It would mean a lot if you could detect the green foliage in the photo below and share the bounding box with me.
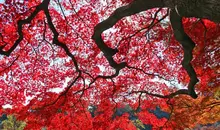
[214,88,220,100]
[132,119,145,129]
[1,115,26,130]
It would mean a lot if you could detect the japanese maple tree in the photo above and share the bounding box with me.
[0,0,219,129]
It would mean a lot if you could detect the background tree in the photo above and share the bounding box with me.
[1,115,26,130]
[0,0,219,129]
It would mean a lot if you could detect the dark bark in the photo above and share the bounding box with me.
[0,0,80,72]
[0,0,219,99]
[92,0,164,70]
[164,0,220,22]
[170,10,199,98]
[93,0,220,98]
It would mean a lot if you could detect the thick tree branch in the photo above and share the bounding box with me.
[43,7,80,71]
[0,0,80,72]
[92,0,164,70]
[170,10,199,98]
[0,0,203,100]
[0,2,45,56]
[93,0,200,99]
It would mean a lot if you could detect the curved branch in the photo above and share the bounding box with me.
[43,7,80,71]
[170,10,199,98]
[92,0,164,70]
[93,0,199,99]
[0,0,50,56]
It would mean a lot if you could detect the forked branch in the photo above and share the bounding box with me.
[92,0,164,70]
[92,0,199,98]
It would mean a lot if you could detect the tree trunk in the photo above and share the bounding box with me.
[164,0,220,22]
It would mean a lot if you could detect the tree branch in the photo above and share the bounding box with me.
[170,10,199,98]
[92,0,164,70]
[0,0,51,56]
[131,89,189,98]
[93,1,199,99]
[43,6,80,72]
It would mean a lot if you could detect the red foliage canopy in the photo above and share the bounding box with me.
[0,0,219,129]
